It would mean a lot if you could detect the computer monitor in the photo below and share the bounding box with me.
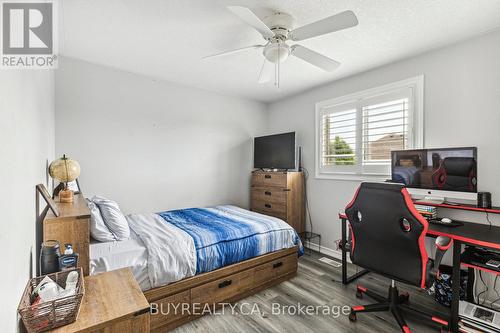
[391,147,477,202]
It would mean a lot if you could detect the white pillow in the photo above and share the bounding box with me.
[87,199,116,242]
[92,196,130,240]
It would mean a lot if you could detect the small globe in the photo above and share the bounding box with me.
[49,156,81,182]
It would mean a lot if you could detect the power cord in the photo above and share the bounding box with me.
[476,270,489,305]
[301,166,314,235]
[490,276,500,309]
[485,209,493,229]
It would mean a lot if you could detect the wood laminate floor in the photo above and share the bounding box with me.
[172,250,449,333]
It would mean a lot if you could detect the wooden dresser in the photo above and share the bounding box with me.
[43,193,90,276]
[250,170,305,233]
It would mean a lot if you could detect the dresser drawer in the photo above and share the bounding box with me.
[191,269,254,305]
[251,199,287,214]
[252,172,287,188]
[251,187,287,204]
[150,290,190,330]
[254,254,298,286]
[251,199,287,216]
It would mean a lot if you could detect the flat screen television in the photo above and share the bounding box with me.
[391,147,477,201]
[254,132,296,170]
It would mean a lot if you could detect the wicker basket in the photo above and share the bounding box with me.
[18,268,85,333]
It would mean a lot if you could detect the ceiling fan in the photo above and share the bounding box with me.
[204,6,358,87]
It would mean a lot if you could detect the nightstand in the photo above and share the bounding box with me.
[50,268,150,332]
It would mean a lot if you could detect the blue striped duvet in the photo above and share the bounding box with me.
[157,205,303,273]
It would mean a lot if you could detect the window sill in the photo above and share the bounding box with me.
[315,172,389,182]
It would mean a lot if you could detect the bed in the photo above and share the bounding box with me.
[90,205,303,332]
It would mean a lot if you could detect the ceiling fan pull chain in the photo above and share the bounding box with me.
[274,48,278,87]
[276,41,280,88]
[277,44,279,88]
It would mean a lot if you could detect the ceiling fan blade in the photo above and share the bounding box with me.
[290,10,358,41]
[203,44,264,59]
[258,60,272,83]
[227,6,274,39]
[291,45,340,71]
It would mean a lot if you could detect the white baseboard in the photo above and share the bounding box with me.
[303,240,352,264]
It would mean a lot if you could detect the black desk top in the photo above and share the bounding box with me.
[414,201,500,215]
[338,212,500,250]
[428,220,500,250]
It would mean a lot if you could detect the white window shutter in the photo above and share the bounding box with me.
[361,98,409,164]
[315,76,423,180]
[321,108,357,167]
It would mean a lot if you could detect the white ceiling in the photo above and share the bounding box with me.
[60,0,500,103]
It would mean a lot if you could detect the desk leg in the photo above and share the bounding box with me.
[340,218,369,285]
[466,267,474,302]
[450,240,461,333]
[341,218,347,284]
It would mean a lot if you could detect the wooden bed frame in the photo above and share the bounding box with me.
[38,193,299,332]
[144,246,299,332]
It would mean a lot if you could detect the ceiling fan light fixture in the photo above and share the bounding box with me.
[263,43,290,63]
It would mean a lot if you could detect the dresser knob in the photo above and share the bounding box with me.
[264,191,272,196]
[265,204,271,208]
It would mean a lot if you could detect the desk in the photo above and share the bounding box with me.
[338,212,500,333]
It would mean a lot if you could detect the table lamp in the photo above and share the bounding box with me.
[48,154,81,203]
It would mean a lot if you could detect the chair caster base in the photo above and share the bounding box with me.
[349,284,448,332]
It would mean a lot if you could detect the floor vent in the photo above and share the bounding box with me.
[318,257,342,268]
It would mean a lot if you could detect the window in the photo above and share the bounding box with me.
[316,76,423,180]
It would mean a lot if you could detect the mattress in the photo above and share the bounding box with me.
[91,206,302,291]
[90,229,151,290]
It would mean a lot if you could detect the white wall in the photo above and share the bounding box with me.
[55,57,268,214]
[267,29,500,253]
[0,71,55,332]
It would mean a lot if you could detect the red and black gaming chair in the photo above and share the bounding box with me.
[345,182,453,333]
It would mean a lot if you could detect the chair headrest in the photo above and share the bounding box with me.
[442,157,475,176]
[359,181,405,193]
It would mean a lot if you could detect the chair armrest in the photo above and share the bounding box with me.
[432,236,453,276]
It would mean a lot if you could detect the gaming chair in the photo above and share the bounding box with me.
[345,182,452,333]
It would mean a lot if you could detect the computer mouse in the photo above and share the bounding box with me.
[441,217,452,224]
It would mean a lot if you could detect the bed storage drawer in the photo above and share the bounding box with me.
[251,172,287,188]
[150,290,190,330]
[253,254,298,286]
[251,187,287,204]
[146,247,299,332]
[191,269,254,305]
